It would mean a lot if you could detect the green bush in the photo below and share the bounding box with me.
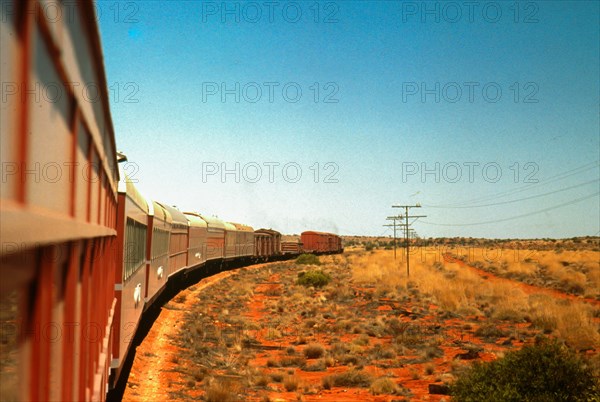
[297,270,331,288]
[452,341,598,401]
[296,253,321,265]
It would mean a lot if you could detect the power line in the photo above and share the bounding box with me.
[424,179,599,209]
[420,192,599,227]
[426,161,599,208]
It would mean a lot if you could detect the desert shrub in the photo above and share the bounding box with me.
[369,344,396,360]
[559,278,584,295]
[321,356,335,367]
[322,376,333,390]
[304,360,327,372]
[204,380,239,402]
[303,343,326,359]
[192,368,206,382]
[270,372,284,383]
[339,354,363,366]
[283,375,300,391]
[352,334,370,346]
[385,318,409,336]
[474,324,508,339]
[279,355,306,368]
[296,254,321,265]
[530,313,557,333]
[303,318,320,329]
[254,375,269,387]
[297,270,331,288]
[328,285,354,303]
[266,358,279,367]
[370,377,400,395]
[324,370,373,387]
[451,341,598,401]
[492,308,525,322]
[424,346,444,359]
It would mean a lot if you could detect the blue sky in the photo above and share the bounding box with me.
[98,1,599,238]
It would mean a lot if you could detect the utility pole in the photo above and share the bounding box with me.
[385,215,403,259]
[392,204,426,277]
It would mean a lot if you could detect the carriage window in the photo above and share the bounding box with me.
[152,228,170,260]
[124,218,147,280]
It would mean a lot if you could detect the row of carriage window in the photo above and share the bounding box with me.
[123,221,259,281]
[124,220,171,280]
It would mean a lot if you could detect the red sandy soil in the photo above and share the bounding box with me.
[123,270,244,401]
[123,256,598,402]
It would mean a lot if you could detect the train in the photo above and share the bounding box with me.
[0,1,342,401]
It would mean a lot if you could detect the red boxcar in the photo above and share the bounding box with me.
[301,231,342,253]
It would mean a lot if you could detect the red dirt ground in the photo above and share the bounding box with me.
[123,256,598,401]
[123,270,241,401]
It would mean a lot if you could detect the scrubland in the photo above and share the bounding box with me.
[124,246,599,401]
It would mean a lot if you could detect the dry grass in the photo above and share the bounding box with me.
[352,250,531,318]
[528,294,599,350]
[283,374,300,391]
[369,377,401,395]
[204,379,239,402]
[303,343,325,359]
[463,248,600,298]
[351,249,599,351]
[323,369,373,388]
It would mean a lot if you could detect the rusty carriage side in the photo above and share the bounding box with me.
[0,1,120,400]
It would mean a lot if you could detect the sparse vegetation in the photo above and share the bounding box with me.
[126,247,599,401]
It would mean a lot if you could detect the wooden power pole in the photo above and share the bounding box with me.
[392,204,426,277]
[384,215,403,259]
